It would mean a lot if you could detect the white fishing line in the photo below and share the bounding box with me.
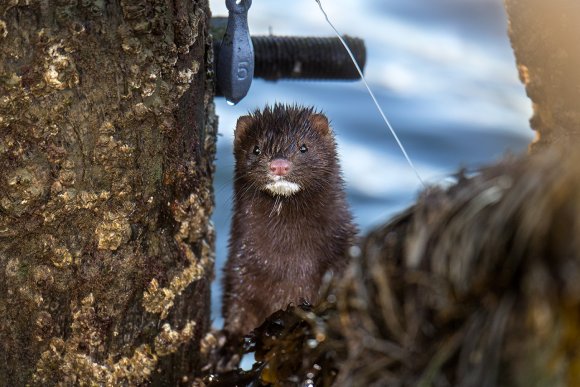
[314,0,426,188]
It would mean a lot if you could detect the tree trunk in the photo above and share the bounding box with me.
[0,1,216,385]
[505,0,580,150]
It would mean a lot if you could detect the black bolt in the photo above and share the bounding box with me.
[251,35,365,81]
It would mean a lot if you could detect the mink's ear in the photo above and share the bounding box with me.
[309,113,331,136]
[234,115,254,143]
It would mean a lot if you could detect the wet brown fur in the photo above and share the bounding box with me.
[222,104,357,337]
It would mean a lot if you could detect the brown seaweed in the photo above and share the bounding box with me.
[206,149,580,386]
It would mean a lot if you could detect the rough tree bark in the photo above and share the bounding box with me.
[505,0,580,150]
[0,1,216,385]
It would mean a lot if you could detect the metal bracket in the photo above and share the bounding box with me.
[216,0,254,105]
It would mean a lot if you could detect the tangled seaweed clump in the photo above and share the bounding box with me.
[205,149,580,386]
[203,299,343,387]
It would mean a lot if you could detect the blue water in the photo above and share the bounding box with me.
[209,0,533,325]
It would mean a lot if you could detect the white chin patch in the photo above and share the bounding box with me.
[264,180,301,197]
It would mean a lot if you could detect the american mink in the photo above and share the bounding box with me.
[222,104,357,337]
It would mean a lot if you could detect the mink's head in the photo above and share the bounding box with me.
[233,104,340,198]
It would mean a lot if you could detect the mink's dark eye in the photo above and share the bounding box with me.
[253,145,261,155]
[299,144,308,153]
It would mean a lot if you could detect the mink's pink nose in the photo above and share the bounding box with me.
[269,159,291,176]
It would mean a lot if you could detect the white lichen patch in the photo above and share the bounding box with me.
[99,120,115,135]
[121,36,142,55]
[34,311,54,342]
[58,159,76,187]
[3,167,47,215]
[170,243,207,294]
[5,257,20,278]
[109,344,158,384]
[51,246,73,268]
[95,211,131,251]
[0,19,7,39]
[77,191,102,209]
[7,168,43,198]
[142,241,211,319]
[191,60,200,75]
[43,188,111,226]
[41,235,75,268]
[32,293,160,385]
[199,330,221,356]
[172,193,208,243]
[32,289,200,385]
[177,8,203,54]
[43,41,79,90]
[142,279,174,318]
[44,66,61,88]
[16,284,44,307]
[154,321,196,356]
[33,320,195,384]
[136,72,160,98]
[5,72,21,87]
[94,121,135,176]
[177,68,194,84]
[175,61,200,98]
[142,187,214,317]
[141,82,156,97]
[132,102,149,119]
